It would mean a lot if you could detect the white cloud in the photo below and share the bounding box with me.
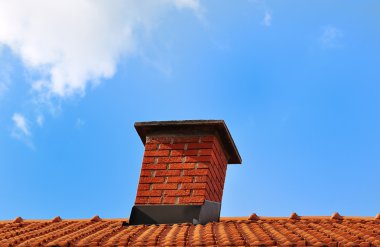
[262,11,272,27]
[319,26,343,49]
[0,57,11,97]
[0,0,201,99]
[36,115,44,127]
[0,81,7,96]
[12,113,30,136]
[75,118,85,129]
[173,0,201,10]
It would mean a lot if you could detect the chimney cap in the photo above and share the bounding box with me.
[135,120,242,164]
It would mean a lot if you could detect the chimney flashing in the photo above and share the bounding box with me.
[134,120,242,164]
[129,200,221,225]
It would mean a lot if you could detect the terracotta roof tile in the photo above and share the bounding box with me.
[13,216,23,223]
[0,216,379,246]
[289,212,300,220]
[52,216,62,223]
[248,213,259,221]
[90,215,102,222]
[331,212,344,220]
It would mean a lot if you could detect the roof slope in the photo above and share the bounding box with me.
[0,216,379,246]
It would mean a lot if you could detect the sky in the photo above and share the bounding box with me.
[0,0,379,220]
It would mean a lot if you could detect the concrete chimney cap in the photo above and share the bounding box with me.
[134,120,242,164]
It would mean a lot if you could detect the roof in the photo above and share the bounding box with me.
[134,120,242,164]
[1,214,379,246]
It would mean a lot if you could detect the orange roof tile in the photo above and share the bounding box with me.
[0,214,379,246]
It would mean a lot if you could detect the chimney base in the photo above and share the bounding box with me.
[129,200,221,225]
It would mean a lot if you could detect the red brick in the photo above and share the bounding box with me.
[162,197,177,204]
[185,156,211,163]
[197,163,209,169]
[163,190,191,196]
[137,190,162,197]
[140,170,152,177]
[169,163,196,170]
[200,136,215,142]
[179,196,205,204]
[182,183,206,189]
[192,189,206,196]
[148,197,162,204]
[142,157,155,164]
[152,183,178,190]
[194,176,208,183]
[155,170,181,177]
[170,150,198,156]
[198,149,213,156]
[139,177,165,184]
[157,157,183,163]
[159,143,185,150]
[208,187,217,202]
[172,137,200,143]
[206,179,214,192]
[205,190,212,201]
[147,136,172,144]
[184,169,208,176]
[209,165,218,180]
[170,150,185,156]
[135,197,149,204]
[145,143,158,151]
[137,184,151,191]
[184,150,200,156]
[144,150,170,157]
[187,143,213,149]
[167,176,193,183]
[142,164,167,170]
[212,152,227,168]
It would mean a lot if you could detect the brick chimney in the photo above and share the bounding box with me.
[129,120,241,225]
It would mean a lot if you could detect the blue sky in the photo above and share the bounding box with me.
[0,1,379,219]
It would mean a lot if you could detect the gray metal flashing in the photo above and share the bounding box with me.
[129,201,221,225]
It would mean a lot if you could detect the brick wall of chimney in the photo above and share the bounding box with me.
[135,135,228,205]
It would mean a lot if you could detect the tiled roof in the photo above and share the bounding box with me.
[1,214,379,246]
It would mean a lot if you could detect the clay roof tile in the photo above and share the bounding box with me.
[0,216,378,246]
[289,212,300,220]
[331,212,343,220]
[13,216,23,223]
[52,216,62,222]
[248,213,260,221]
[91,215,102,222]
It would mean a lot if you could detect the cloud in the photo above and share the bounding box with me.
[36,115,44,127]
[0,57,11,97]
[0,81,7,96]
[262,11,272,27]
[319,26,343,49]
[75,118,85,129]
[12,113,30,137]
[0,0,201,99]
[173,0,201,10]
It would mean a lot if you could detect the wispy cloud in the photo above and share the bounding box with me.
[174,0,201,10]
[0,81,7,96]
[319,25,343,49]
[262,11,272,27]
[75,118,85,129]
[0,58,11,97]
[36,115,44,127]
[11,113,35,149]
[0,0,201,100]
[11,113,31,138]
[0,0,201,140]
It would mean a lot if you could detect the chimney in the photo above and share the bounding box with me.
[129,120,241,225]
